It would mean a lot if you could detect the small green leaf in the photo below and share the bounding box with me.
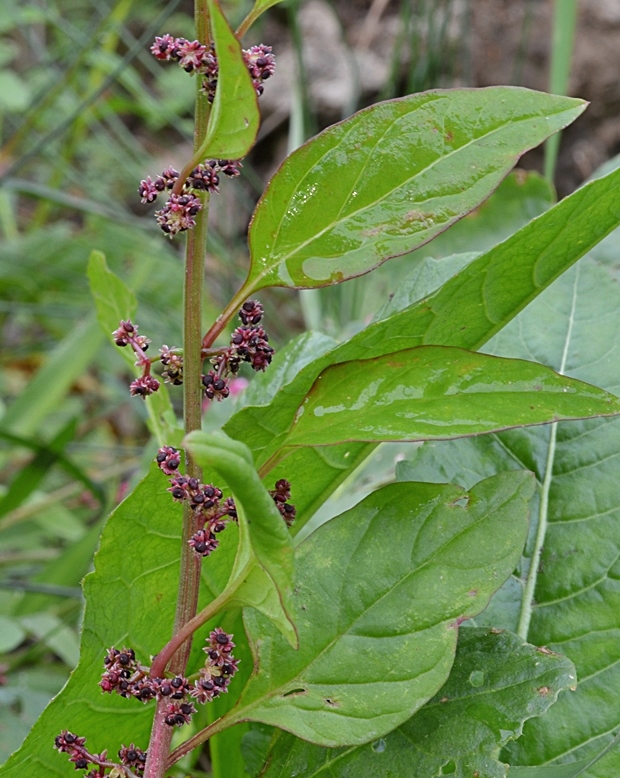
[220,473,534,746]
[259,629,576,778]
[87,250,179,447]
[199,0,260,159]
[87,250,137,348]
[244,88,584,292]
[185,430,297,647]
[281,346,620,450]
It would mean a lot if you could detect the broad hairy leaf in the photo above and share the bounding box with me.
[185,430,297,647]
[259,628,576,778]
[400,256,620,775]
[224,164,620,531]
[243,88,584,293]
[278,346,620,450]
[0,466,223,777]
[216,473,534,746]
[199,0,260,160]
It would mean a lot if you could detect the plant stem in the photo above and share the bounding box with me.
[149,559,251,679]
[166,712,237,768]
[143,2,212,776]
[201,282,255,349]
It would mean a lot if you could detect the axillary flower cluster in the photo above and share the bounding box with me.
[111,299,274,400]
[139,36,274,237]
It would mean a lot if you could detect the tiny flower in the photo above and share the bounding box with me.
[119,744,147,773]
[164,701,196,727]
[187,163,220,193]
[176,38,208,72]
[168,475,190,502]
[189,528,219,557]
[202,371,230,401]
[243,44,276,95]
[129,374,160,397]
[155,445,181,475]
[55,731,87,753]
[158,166,179,189]
[238,299,264,326]
[159,345,183,385]
[205,628,235,665]
[150,33,179,61]
[132,678,158,703]
[230,325,274,371]
[221,496,237,521]
[112,320,135,347]
[216,159,242,178]
[155,192,202,236]
[168,675,191,699]
[138,176,159,204]
[190,669,220,703]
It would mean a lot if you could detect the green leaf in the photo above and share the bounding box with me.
[243,88,584,293]
[185,430,297,647]
[87,249,137,346]
[401,256,620,775]
[87,250,179,447]
[259,628,576,778]
[237,0,287,36]
[218,473,534,746]
[199,0,260,160]
[0,466,218,777]
[224,164,620,531]
[278,346,620,450]
[508,730,620,777]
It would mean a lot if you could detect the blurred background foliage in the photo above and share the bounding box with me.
[1,0,619,767]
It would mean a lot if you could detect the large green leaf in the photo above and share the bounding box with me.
[213,473,533,747]
[243,88,584,292]
[198,0,260,159]
[185,430,297,647]
[278,346,620,450]
[224,165,620,532]
[259,628,576,778]
[0,466,223,777]
[400,256,620,775]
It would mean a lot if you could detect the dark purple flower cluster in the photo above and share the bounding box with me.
[155,447,237,558]
[243,44,276,96]
[202,300,274,402]
[159,345,183,385]
[150,35,275,101]
[192,629,240,703]
[138,160,242,237]
[270,478,297,527]
[96,631,238,731]
[54,731,145,777]
[112,320,160,399]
